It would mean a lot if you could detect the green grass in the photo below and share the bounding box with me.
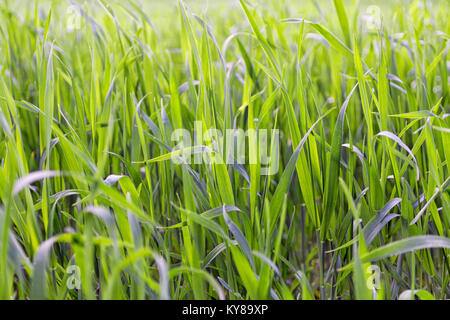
[0,0,449,300]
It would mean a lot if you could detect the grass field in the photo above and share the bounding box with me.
[0,0,449,300]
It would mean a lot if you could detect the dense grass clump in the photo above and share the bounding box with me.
[0,0,449,300]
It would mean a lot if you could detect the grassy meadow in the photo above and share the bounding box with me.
[0,0,449,300]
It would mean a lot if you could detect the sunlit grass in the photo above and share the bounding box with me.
[0,0,449,300]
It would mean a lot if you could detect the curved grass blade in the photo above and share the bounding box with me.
[269,107,336,229]
[321,83,359,240]
[341,236,450,271]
